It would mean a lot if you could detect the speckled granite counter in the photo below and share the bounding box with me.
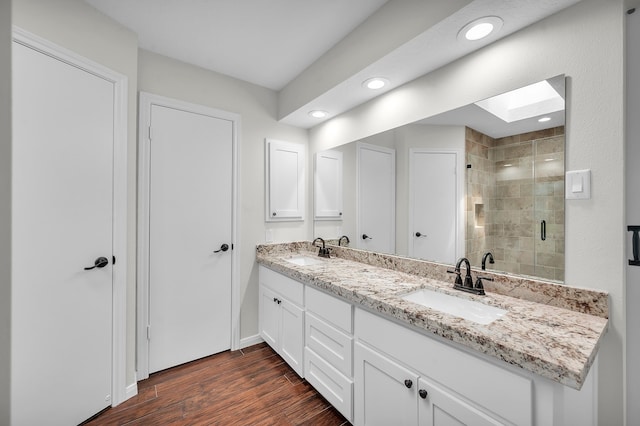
[256,242,609,390]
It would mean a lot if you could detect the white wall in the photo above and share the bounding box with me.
[310,0,625,423]
[0,0,11,423]
[136,50,309,341]
[12,0,139,385]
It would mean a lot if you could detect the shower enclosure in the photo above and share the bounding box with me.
[466,127,565,282]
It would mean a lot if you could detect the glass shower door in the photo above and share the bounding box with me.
[533,132,565,281]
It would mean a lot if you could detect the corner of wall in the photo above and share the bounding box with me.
[0,0,11,423]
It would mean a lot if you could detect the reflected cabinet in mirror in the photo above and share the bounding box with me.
[313,75,565,283]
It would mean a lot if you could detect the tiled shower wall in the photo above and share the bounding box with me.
[465,128,495,268]
[465,127,565,281]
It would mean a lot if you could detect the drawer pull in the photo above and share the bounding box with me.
[404,379,413,389]
[419,389,428,399]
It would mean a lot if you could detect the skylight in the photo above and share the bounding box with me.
[474,80,564,123]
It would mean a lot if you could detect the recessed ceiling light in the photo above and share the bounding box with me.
[362,77,389,90]
[309,110,328,119]
[458,16,503,42]
[538,117,551,123]
[503,164,513,167]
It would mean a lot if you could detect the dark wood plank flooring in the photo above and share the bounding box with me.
[85,343,350,425]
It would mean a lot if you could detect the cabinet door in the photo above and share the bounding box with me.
[354,342,419,426]
[259,285,279,349]
[266,139,305,221]
[280,298,305,377]
[418,378,503,426]
[315,149,343,219]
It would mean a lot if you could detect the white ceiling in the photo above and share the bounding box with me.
[84,0,388,90]
[85,0,582,129]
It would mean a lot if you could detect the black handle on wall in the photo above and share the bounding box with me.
[541,220,546,241]
[628,226,640,266]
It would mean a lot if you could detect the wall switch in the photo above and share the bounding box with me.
[566,169,591,199]
[265,229,273,243]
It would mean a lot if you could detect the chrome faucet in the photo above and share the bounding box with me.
[312,237,331,258]
[481,252,495,270]
[338,235,350,246]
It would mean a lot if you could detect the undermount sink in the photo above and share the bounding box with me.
[285,256,325,266]
[401,288,507,325]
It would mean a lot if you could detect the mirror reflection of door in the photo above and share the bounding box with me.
[357,143,396,254]
[409,150,458,264]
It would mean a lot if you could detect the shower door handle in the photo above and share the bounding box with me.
[541,220,546,241]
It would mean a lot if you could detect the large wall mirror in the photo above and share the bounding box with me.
[314,74,566,283]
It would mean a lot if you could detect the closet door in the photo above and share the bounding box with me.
[357,143,396,254]
[146,102,233,374]
[409,150,458,264]
[12,39,116,425]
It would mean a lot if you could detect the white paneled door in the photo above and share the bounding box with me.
[12,38,121,425]
[627,7,640,426]
[410,150,458,264]
[357,143,396,254]
[147,102,233,374]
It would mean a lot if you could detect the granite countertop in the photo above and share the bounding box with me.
[256,242,609,390]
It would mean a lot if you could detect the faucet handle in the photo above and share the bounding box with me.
[475,276,494,291]
[446,269,463,285]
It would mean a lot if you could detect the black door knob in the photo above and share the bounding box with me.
[214,243,229,253]
[415,232,426,238]
[362,234,372,240]
[419,389,428,399]
[404,379,413,389]
[84,257,109,270]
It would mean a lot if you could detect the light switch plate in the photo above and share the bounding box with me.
[566,169,591,199]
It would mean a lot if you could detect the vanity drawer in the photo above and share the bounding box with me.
[259,265,304,306]
[306,285,352,333]
[305,311,353,376]
[305,346,353,422]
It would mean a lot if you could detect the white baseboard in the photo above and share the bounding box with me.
[240,334,264,349]
[124,378,138,402]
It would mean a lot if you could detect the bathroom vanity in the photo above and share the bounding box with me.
[256,242,608,426]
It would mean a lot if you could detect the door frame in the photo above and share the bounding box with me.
[407,148,465,261]
[12,27,129,406]
[137,92,240,380]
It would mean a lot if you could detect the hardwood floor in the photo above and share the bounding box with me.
[85,343,350,425]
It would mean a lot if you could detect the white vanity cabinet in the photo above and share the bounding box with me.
[354,308,532,426]
[355,341,502,426]
[265,139,305,221]
[258,266,304,376]
[256,263,598,426]
[304,286,354,421]
[314,149,343,220]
